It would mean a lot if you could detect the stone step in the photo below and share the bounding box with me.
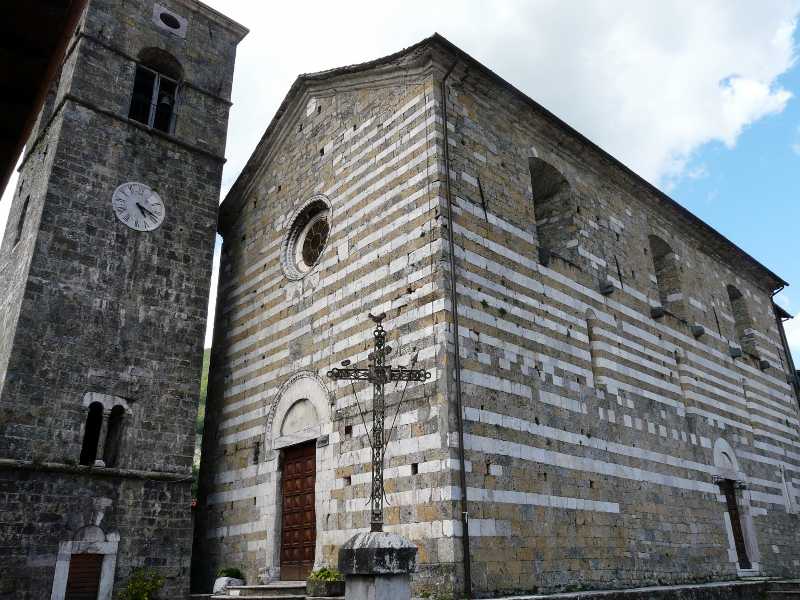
[212,596,306,600]
[225,582,307,597]
[769,581,800,592]
[766,593,800,600]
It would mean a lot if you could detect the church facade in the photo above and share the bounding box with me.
[196,36,800,597]
[0,1,245,598]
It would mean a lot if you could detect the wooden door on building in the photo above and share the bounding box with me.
[280,441,316,581]
[65,553,103,600]
[719,479,751,569]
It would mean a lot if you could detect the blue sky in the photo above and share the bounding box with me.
[667,28,800,361]
[0,1,798,363]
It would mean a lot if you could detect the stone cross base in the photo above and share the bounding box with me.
[338,531,417,600]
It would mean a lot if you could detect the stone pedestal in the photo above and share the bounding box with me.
[338,531,417,600]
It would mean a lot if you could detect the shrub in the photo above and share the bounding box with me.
[307,567,344,582]
[216,567,244,580]
[117,569,165,600]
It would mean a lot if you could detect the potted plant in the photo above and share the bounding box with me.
[117,569,165,600]
[306,567,345,597]
[213,567,245,594]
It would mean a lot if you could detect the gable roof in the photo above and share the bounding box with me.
[221,33,788,291]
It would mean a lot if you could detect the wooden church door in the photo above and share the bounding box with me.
[719,479,751,569]
[65,553,103,600]
[280,441,316,580]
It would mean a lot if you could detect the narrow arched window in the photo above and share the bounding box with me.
[727,284,756,355]
[79,402,103,466]
[528,157,573,265]
[128,48,182,133]
[648,235,686,320]
[13,196,30,247]
[102,405,126,468]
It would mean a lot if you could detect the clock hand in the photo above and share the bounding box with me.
[136,202,156,219]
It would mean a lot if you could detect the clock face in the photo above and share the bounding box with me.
[112,182,166,232]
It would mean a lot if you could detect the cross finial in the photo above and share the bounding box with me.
[368,312,386,325]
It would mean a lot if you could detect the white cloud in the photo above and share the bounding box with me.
[776,293,800,364]
[1,1,798,347]
[776,292,792,310]
[0,165,19,247]
[207,0,799,194]
[205,237,222,346]
[785,316,800,366]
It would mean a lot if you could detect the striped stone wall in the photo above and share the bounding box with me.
[439,57,800,595]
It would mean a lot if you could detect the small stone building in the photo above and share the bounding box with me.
[0,1,245,598]
[194,35,800,597]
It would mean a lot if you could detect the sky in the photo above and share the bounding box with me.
[1,0,799,362]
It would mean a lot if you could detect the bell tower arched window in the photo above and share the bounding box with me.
[102,405,126,468]
[13,196,30,247]
[128,48,182,134]
[79,402,103,466]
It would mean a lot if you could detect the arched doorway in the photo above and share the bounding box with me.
[262,373,331,582]
[713,439,760,573]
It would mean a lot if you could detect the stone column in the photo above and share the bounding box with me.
[338,532,417,600]
[94,410,111,467]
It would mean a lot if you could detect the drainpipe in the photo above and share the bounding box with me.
[440,61,472,600]
[772,286,799,407]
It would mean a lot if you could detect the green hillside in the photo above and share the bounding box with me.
[193,348,211,497]
[197,347,210,435]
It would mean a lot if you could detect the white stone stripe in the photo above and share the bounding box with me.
[461,433,719,495]
[465,487,619,514]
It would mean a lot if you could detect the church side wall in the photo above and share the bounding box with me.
[438,64,800,596]
[195,73,459,591]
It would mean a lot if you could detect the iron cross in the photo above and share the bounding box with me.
[326,312,431,532]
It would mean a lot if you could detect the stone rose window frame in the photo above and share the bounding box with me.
[281,195,331,280]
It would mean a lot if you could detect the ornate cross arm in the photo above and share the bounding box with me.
[388,367,431,382]
[327,367,371,381]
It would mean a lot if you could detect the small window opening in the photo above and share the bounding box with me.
[649,235,686,319]
[316,105,321,114]
[343,475,351,486]
[411,463,418,475]
[727,284,756,355]
[102,405,125,468]
[253,440,261,464]
[79,402,103,466]
[319,147,325,156]
[128,62,179,133]
[344,424,352,437]
[13,196,30,246]
[159,12,180,29]
[528,157,574,264]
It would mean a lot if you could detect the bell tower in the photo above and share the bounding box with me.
[0,1,246,598]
